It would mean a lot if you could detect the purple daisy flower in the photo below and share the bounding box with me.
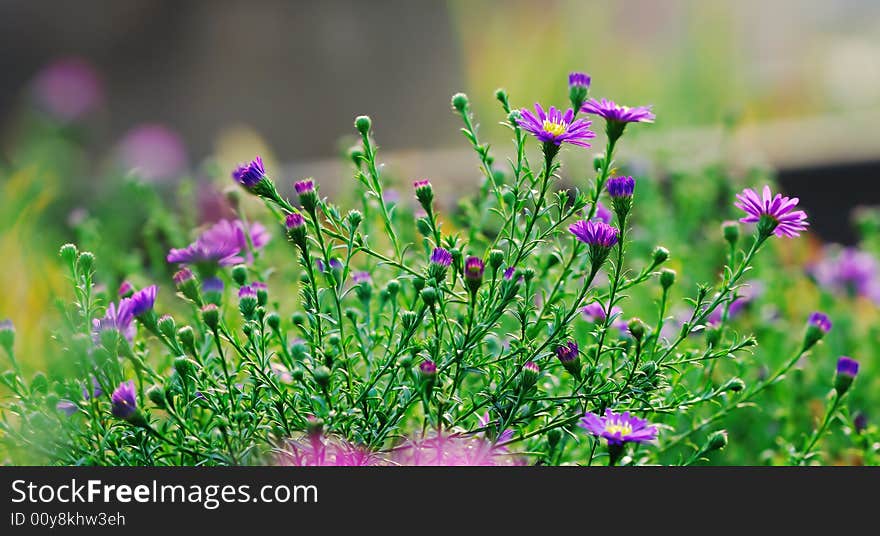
[92,299,136,343]
[232,156,267,189]
[734,185,809,238]
[238,285,257,299]
[353,272,372,285]
[579,409,658,446]
[128,285,157,317]
[580,98,655,124]
[581,302,628,333]
[110,380,138,420]
[516,103,595,148]
[569,220,619,249]
[167,219,269,267]
[592,201,613,224]
[294,179,314,195]
[285,212,306,229]
[809,247,880,302]
[31,57,103,122]
[430,247,452,267]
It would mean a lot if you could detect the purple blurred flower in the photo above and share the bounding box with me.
[478,412,514,445]
[118,281,134,298]
[128,285,157,317]
[593,201,612,224]
[353,272,371,285]
[419,359,437,378]
[294,179,314,195]
[92,299,136,343]
[202,277,224,294]
[392,432,523,466]
[56,400,78,416]
[555,341,579,364]
[516,103,595,148]
[837,356,859,378]
[232,156,267,189]
[580,98,655,124]
[568,72,591,91]
[31,57,103,121]
[118,124,187,181]
[276,435,379,466]
[167,219,268,267]
[808,312,832,334]
[735,185,809,238]
[579,409,658,445]
[706,281,764,326]
[110,380,138,420]
[173,268,195,286]
[809,247,880,303]
[83,376,103,400]
[503,266,516,280]
[581,301,627,333]
[238,285,257,299]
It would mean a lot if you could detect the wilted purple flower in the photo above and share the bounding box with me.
[92,299,136,343]
[353,272,371,285]
[808,312,832,334]
[232,156,267,189]
[31,57,103,121]
[117,124,187,181]
[430,247,452,267]
[734,185,809,238]
[580,98,655,125]
[579,409,658,445]
[516,103,595,148]
[128,285,157,317]
[110,380,138,420]
[607,176,635,198]
[56,400,78,416]
[809,247,880,302]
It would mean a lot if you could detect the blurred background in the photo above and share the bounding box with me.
[1,0,880,362]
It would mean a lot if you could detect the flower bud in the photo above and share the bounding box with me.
[722,220,740,246]
[627,318,647,342]
[76,251,95,274]
[173,356,196,378]
[464,256,485,296]
[555,341,581,380]
[291,312,306,326]
[704,430,728,452]
[313,365,331,387]
[157,314,176,340]
[420,286,438,307]
[592,153,605,172]
[177,325,196,356]
[231,264,248,286]
[451,92,469,112]
[834,356,859,395]
[147,385,166,408]
[59,243,78,266]
[201,304,220,330]
[660,268,676,290]
[266,312,281,331]
[0,319,14,354]
[488,249,504,272]
[547,428,562,448]
[520,361,540,392]
[723,377,746,392]
[651,246,669,266]
[803,312,832,351]
[355,115,372,135]
[386,279,400,296]
[413,179,434,211]
[347,209,363,230]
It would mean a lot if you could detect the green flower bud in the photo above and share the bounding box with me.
[660,268,676,290]
[147,385,166,408]
[291,312,306,326]
[157,315,176,340]
[59,243,78,266]
[347,209,363,230]
[231,264,248,286]
[722,221,740,246]
[723,377,746,392]
[177,325,195,355]
[652,246,669,266]
[76,251,95,274]
[173,356,196,378]
[354,115,372,135]
[420,286,438,307]
[627,318,647,342]
[547,428,562,448]
[313,365,331,387]
[201,304,220,330]
[451,92,469,112]
[266,312,281,330]
[705,430,728,452]
[488,249,504,271]
[386,279,400,296]
[593,153,605,172]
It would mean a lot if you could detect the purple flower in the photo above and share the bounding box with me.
[173,268,195,286]
[316,258,343,273]
[252,281,268,292]
[836,356,859,378]
[808,312,832,334]
[568,72,591,91]
[232,156,267,188]
[593,201,612,224]
[503,266,516,280]
[294,179,314,195]
[555,341,579,364]
[734,185,809,238]
[238,285,257,299]
[419,359,437,378]
[464,256,486,295]
[579,409,658,446]
[202,277,224,294]
[413,179,431,189]
[110,380,138,420]
[56,400,78,416]
[128,285,157,317]
[118,124,187,181]
[430,247,452,267]
[167,219,268,267]
[92,299,136,343]
[353,272,372,285]
[285,212,306,229]
[607,176,635,198]
[569,220,619,248]
[31,57,103,121]
[83,376,103,400]
[809,247,880,302]
[706,281,764,326]
[478,412,514,445]
[580,98,655,125]
[516,103,595,148]
[581,302,627,332]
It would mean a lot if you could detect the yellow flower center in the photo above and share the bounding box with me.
[605,422,633,436]
[542,120,567,137]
